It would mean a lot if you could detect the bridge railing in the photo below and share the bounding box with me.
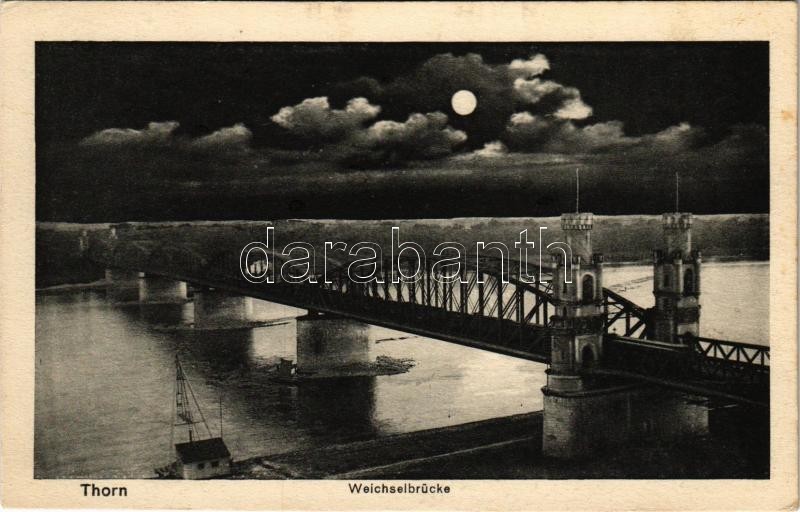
[690,336,770,367]
[602,335,769,404]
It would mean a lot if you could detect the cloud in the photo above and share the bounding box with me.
[637,122,701,153]
[191,123,252,152]
[335,52,597,147]
[555,98,593,120]
[361,112,467,159]
[471,141,509,158]
[77,121,257,176]
[80,121,255,154]
[512,78,562,104]
[692,123,767,168]
[268,92,467,165]
[80,121,180,147]
[504,113,555,149]
[508,54,550,78]
[503,111,704,156]
[512,78,593,120]
[271,96,381,142]
[75,52,766,178]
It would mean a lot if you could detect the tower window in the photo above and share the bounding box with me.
[582,274,595,302]
[581,345,596,368]
[663,271,671,288]
[683,268,694,295]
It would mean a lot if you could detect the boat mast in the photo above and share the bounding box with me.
[174,355,213,443]
[170,359,177,457]
[175,355,196,442]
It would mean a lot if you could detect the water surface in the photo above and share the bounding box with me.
[34,261,768,478]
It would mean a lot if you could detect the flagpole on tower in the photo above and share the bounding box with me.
[575,167,580,214]
[675,171,680,213]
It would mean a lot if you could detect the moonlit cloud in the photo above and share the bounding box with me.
[267,91,467,164]
[335,52,595,148]
[512,78,562,104]
[191,123,252,151]
[271,96,381,141]
[508,54,550,77]
[75,52,766,178]
[80,121,180,146]
[364,112,467,154]
[503,111,704,156]
[471,141,509,158]
[554,98,593,120]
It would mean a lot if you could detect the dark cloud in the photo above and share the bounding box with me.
[694,124,768,167]
[331,50,766,178]
[335,52,595,147]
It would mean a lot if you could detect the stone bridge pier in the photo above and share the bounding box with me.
[193,287,254,329]
[138,274,187,304]
[105,269,141,302]
[542,352,709,459]
[295,312,370,373]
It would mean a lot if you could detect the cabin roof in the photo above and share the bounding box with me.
[175,437,230,464]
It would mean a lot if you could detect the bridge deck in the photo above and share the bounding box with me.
[89,239,769,405]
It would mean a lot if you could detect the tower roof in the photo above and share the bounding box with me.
[662,212,693,229]
[561,212,593,230]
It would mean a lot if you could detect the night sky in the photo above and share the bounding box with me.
[36,42,769,221]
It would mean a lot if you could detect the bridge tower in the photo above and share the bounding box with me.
[542,211,611,459]
[542,211,708,459]
[547,212,605,391]
[649,213,701,342]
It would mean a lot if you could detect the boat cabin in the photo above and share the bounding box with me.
[174,437,231,479]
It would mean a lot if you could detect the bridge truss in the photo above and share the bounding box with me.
[91,239,769,405]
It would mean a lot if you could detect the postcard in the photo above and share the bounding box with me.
[0,2,797,509]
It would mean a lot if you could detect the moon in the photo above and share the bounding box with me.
[451,90,477,116]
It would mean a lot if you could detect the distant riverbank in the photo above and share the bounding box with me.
[36,214,768,287]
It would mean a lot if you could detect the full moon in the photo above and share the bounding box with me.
[451,90,477,116]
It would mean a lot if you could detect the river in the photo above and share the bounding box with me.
[34,261,768,478]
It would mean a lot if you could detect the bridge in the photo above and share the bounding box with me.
[85,211,769,459]
[88,234,768,405]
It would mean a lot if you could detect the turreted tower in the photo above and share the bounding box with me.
[542,175,709,460]
[649,212,701,342]
[547,212,605,392]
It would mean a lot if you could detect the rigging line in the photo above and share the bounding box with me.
[183,362,214,439]
[176,358,194,428]
[170,358,177,456]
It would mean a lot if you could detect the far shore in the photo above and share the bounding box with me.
[35,256,768,293]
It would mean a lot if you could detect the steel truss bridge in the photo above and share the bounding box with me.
[90,239,769,406]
